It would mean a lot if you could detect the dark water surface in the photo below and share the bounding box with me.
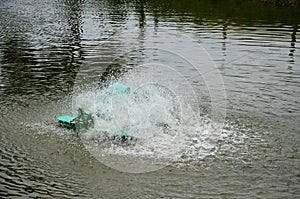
[0,0,299,198]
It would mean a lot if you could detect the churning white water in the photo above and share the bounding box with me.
[72,67,228,173]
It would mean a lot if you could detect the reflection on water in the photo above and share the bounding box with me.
[0,0,299,198]
[0,0,84,101]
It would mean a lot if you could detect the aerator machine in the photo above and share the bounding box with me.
[56,82,132,140]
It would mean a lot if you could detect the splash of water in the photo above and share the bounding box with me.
[72,68,229,173]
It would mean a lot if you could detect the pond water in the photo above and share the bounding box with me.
[0,0,299,198]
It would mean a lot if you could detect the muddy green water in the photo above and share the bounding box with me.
[0,0,299,198]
